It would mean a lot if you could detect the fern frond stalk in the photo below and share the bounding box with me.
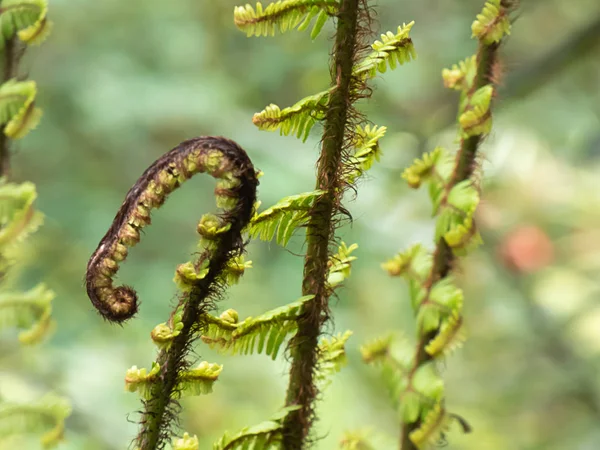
[400,2,512,448]
[282,0,365,447]
[85,137,258,450]
[0,36,21,176]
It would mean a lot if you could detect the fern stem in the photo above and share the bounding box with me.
[282,0,363,447]
[0,36,23,177]
[400,27,502,450]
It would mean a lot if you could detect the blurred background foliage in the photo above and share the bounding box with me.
[1,0,600,448]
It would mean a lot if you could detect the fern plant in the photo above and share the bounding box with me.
[82,1,520,449]
[358,1,515,448]
[0,1,71,448]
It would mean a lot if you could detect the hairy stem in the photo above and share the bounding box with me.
[400,31,502,450]
[85,137,258,449]
[0,36,23,177]
[282,0,362,447]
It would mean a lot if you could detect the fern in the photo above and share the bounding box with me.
[327,242,358,288]
[353,22,416,78]
[345,125,386,183]
[252,89,330,142]
[0,0,52,47]
[471,0,511,44]
[248,190,324,246]
[125,361,223,399]
[201,295,314,359]
[0,283,54,344]
[213,406,300,450]
[234,0,339,39]
[0,80,41,139]
[315,330,352,390]
[172,433,199,450]
[0,393,71,449]
[0,180,43,249]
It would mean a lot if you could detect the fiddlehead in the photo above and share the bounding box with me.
[85,136,257,450]
[85,136,258,323]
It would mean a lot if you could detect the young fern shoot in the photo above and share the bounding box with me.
[360,1,515,448]
[85,137,258,450]
[233,0,416,448]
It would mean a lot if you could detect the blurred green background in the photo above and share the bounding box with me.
[2,0,600,448]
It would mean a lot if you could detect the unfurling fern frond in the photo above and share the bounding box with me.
[0,283,54,344]
[327,242,358,288]
[353,22,416,78]
[201,295,314,359]
[345,125,386,183]
[252,90,330,141]
[442,56,476,91]
[458,84,494,137]
[249,190,324,246]
[213,406,300,450]
[315,330,352,390]
[125,361,222,399]
[409,402,451,449]
[471,0,511,44]
[0,0,52,47]
[0,393,71,449]
[234,0,339,39]
[0,80,42,139]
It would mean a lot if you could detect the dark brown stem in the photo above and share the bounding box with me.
[0,36,23,177]
[282,0,362,448]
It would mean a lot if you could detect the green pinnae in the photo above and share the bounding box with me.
[202,149,226,177]
[113,242,128,262]
[197,214,231,239]
[121,224,140,246]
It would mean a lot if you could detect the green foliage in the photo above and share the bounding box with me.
[125,361,223,399]
[315,330,352,390]
[345,125,386,183]
[248,190,324,246]
[201,295,314,359]
[353,22,416,78]
[0,80,41,139]
[234,0,338,39]
[471,0,511,44]
[339,430,377,450]
[0,0,52,47]
[172,433,199,450]
[0,393,71,449]
[0,181,43,250]
[0,283,54,344]
[327,242,358,288]
[213,406,301,450]
[252,90,329,142]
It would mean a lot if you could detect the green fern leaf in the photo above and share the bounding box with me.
[0,79,42,139]
[172,433,199,450]
[249,190,324,246]
[354,22,416,78]
[345,124,386,183]
[213,405,300,450]
[0,0,52,47]
[202,295,314,360]
[0,393,71,449]
[234,0,338,38]
[252,89,330,141]
[316,330,352,390]
[327,242,358,288]
[125,361,222,399]
[0,283,55,344]
[471,0,511,44]
[0,181,43,250]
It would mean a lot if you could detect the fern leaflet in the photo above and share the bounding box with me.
[248,190,324,246]
[201,295,314,360]
[234,0,339,39]
[213,406,300,450]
